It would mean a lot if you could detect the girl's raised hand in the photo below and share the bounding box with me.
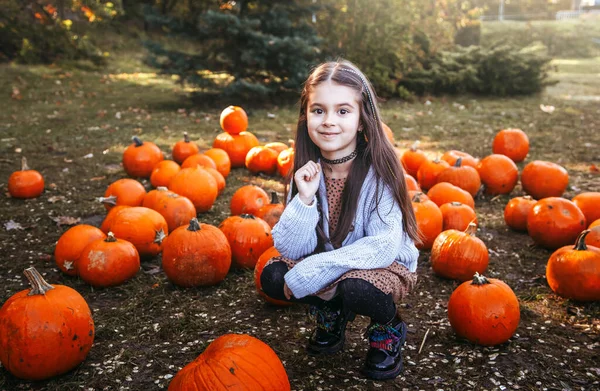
[294,160,321,205]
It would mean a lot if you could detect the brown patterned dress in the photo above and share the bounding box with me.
[267,175,417,304]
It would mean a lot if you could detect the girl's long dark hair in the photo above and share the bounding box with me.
[286,59,420,249]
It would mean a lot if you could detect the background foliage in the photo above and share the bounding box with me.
[2,0,593,98]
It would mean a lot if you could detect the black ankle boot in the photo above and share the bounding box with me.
[362,317,407,380]
[306,305,356,355]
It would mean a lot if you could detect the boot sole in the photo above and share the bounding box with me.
[306,338,345,355]
[361,358,403,380]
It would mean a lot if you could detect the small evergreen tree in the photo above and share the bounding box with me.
[144,0,323,99]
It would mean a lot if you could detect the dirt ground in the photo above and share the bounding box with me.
[0,53,599,390]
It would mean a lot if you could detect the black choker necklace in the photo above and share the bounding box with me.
[320,148,358,165]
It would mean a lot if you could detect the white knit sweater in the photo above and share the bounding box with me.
[272,167,419,299]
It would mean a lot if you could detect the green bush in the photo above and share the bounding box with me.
[399,44,553,96]
[481,20,600,58]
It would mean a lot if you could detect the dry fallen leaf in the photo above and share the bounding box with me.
[590,164,599,173]
[89,176,106,181]
[51,216,81,226]
[5,220,24,231]
[47,195,66,203]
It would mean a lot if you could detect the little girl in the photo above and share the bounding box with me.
[260,59,420,380]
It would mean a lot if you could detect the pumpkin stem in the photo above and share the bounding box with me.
[24,267,55,296]
[410,140,420,150]
[465,222,478,236]
[411,192,424,203]
[187,218,201,232]
[270,191,280,205]
[450,201,462,206]
[21,156,30,171]
[471,272,491,285]
[183,132,190,143]
[523,195,532,200]
[573,230,590,251]
[454,157,463,167]
[157,186,169,192]
[132,136,144,147]
[105,232,118,242]
[97,195,117,206]
[288,140,295,148]
[154,228,167,244]
[240,214,256,220]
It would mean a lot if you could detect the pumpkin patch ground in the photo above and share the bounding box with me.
[0,51,599,390]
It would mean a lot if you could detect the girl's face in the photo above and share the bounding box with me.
[306,80,361,160]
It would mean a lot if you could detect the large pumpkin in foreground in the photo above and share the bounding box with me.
[168,334,290,391]
[447,273,520,346]
[0,268,94,380]
[546,230,600,302]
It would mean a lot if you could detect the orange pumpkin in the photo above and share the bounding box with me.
[219,214,274,268]
[447,273,520,346]
[230,185,270,216]
[100,205,130,234]
[219,105,248,135]
[99,178,147,211]
[122,136,164,178]
[255,192,284,228]
[277,142,295,177]
[172,132,199,165]
[150,160,181,188]
[431,223,489,281]
[147,190,197,233]
[412,193,443,250]
[0,267,94,380]
[587,219,600,248]
[417,158,450,191]
[181,153,217,170]
[427,182,475,210]
[527,197,586,250]
[572,192,600,225]
[401,142,427,178]
[205,167,226,194]
[404,174,420,192]
[78,233,141,287]
[246,146,279,175]
[167,334,290,391]
[546,230,600,302]
[382,123,395,144]
[203,147,231,178]
[213,131,260,168]
[521,160,569,199]
[168,166,218,213]
[106,206,169,258]
[504,196,536,232]
[8,157,44,199]
[440,150,479,169]
[54,225,107,276]
[142,187,172,210]
[264,142,288,154]
[492,128,529,163]
[436,158,481,197]
[254,246,292,306]
[440,202,477,231]
[476,154,519,195]
[162,218,232,287]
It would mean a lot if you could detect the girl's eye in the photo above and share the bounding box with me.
[339,109,348,115]
[313,108,323,114]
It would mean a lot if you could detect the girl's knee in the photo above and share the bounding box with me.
[260,261,288,298]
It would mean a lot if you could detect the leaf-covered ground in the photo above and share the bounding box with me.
[0,47,599,390]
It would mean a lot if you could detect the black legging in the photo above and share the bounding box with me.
[260,262,396,324]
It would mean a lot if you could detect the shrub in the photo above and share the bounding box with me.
[399,44,553,96]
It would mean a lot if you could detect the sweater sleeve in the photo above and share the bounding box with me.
[284,186,418,298]
[272,193,320,259]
